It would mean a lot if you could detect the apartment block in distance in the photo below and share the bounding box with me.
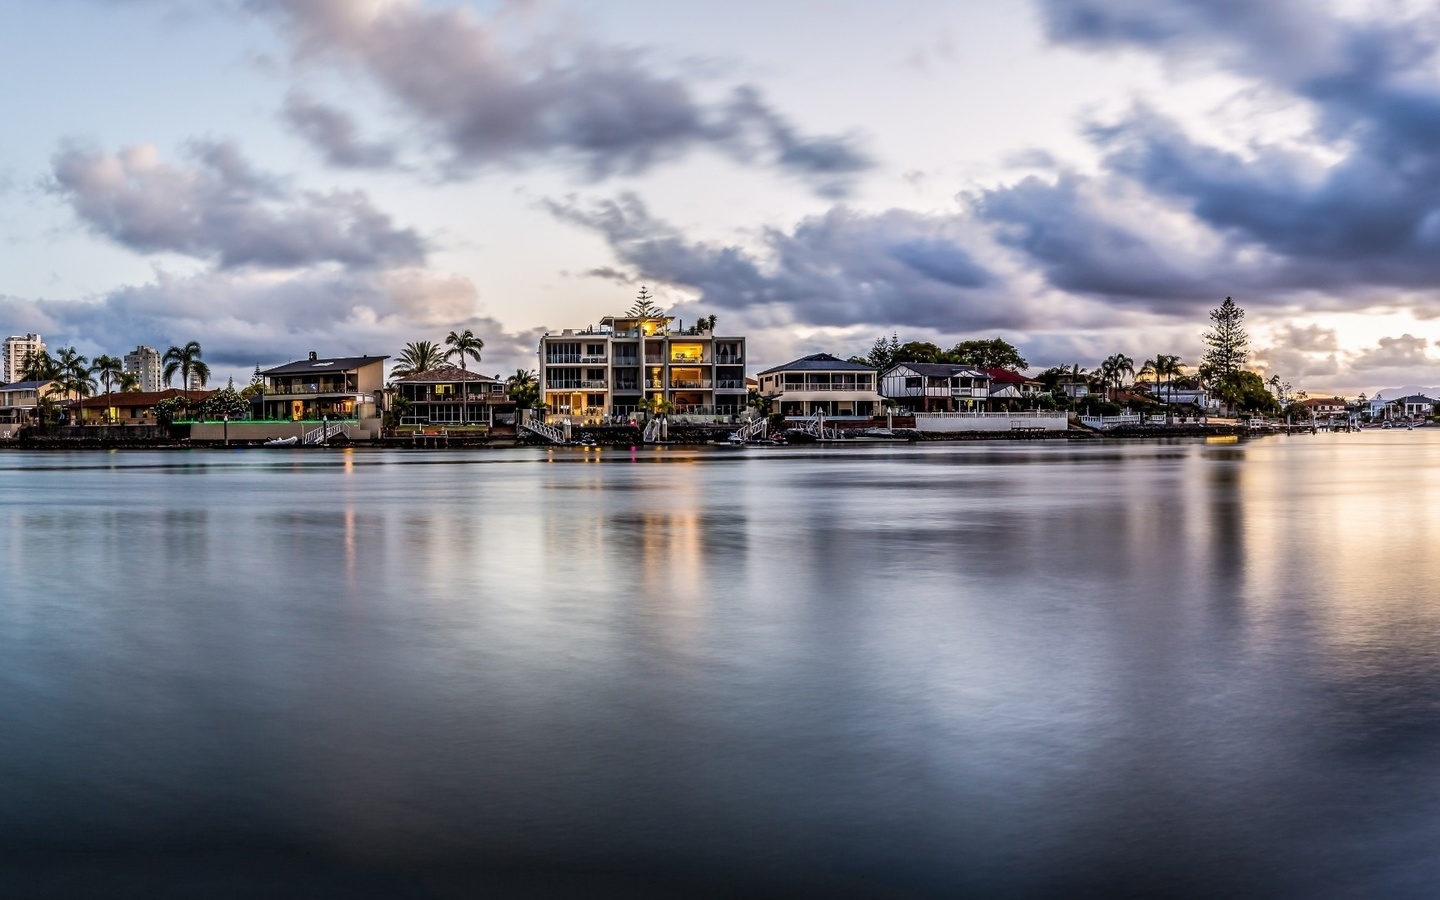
[123,345,164,393]
[2,333,44,384]
[537,293,747,424]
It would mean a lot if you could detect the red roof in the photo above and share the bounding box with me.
[984,368,1039,385]
[70,389,216,408]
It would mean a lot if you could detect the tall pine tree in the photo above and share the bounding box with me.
[1200,296,1249,381]
[627,286,663,318]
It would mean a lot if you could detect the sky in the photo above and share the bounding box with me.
[4,0,1440,394]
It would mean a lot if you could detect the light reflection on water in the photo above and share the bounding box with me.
[5,436,1440,896]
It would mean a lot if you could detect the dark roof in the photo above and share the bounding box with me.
[262,355,388,376]
[392,365,499,384]
[72,389,214,408]
[884,362,990,378]
[1392,394,1434,404]
[758,353,875,375]
[0,380,53,390]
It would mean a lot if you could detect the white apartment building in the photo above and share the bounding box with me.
[2,334,44,384]
[537,310,747,424]
[123,345,164,393]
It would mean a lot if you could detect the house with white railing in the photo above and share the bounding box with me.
[879,363,991,411]
[260,352,388,421]
[538,304,747,424]
[392,366,510,429]
[757,354,881,418]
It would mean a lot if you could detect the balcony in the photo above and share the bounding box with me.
[716,380,746,390]
[669,378,712,389]
[716,354,742,365]
[545,354,582,364]
[613,382,641,392]
[266,383,359,396]
[777,382,874,392]
[580,380,608,389]
[580,355,607,364]
[613,357,640,367]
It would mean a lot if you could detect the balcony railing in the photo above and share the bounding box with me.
[580,355,607,364]
[669,355,710,365]
[613,357,640,367]
[716,380,746,390]
[778,382,875,392]
[266,384,360,396]
[613,382,641,392]
[580,380,608,389]
[716,355,742,365]
[545,355,582,364]
[669,379,713,389]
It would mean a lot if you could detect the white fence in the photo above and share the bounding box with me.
[914,411,1068,432]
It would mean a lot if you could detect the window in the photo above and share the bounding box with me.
[905,377,921,389]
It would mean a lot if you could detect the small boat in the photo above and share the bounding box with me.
[861,427,895,438]
[264,435,298,446]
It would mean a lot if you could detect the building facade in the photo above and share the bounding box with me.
[0,379,59,435]
[392,366,511,429]
[259,352,387,421]
[71,389,215,425]
[538,313,747,423]
[123,345,164,393]
[880,363,991,411]
[758,354,882,418]
[2,334,44,384]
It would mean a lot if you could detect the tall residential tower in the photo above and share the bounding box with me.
[2,334,45,384]
[123,345,164,393]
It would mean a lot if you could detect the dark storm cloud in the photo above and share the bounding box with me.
[281,92,398,169]
[980,0,1440,309]
[50,141,426,269]
[547,193,1018,332]
[249,0,871,192]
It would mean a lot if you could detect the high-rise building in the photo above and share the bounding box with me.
[123,345,163,393]
[2,334,45,384]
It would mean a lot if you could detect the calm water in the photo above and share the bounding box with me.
[5,435,1440,897]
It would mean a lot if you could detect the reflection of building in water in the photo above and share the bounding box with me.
[537,294,748,425]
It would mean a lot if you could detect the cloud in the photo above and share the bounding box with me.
[50,141,426,269]
[1013,0,1440,297]
[280,91,398,168]
[1352,333,1432,371]
[546,193,1021,332]
[248,0,871,192]
[0,267,541,376]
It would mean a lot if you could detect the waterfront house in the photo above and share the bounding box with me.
[260,352,387,421]
[71,388,215,425]
[0,379,60,435]
[538,312,747,423]
[1383,394,1435,420]
[1296,396,1348,418]
[1148,381,1220,412]
[983,368,1044,408]
[392,366,511,429]
[757,354,881,418]
[879,362,990,412]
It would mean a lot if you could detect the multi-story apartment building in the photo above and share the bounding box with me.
[2,334,44,384]
[123,345,164,393]
[537,310,747,423]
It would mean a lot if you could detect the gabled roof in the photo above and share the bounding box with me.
[1392,394,1435,405]
[758,353,875,375]
[262,355,387,376]
[392,365,499,383]
[884,362,990,378]
[0,380,54,391]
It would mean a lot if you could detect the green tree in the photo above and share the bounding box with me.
[19,348,59,382]
[116,372,141,393]
[90,354,123,422]
[891,341,946,364]
[1098,353,1135,397]
[56,347,94,425]
[1216,370,1281,415]
[154,395,189,426]
[1200,296,1250,381]
[627,285,663,318]
[444,328,485,427]
[197,387,249,421]
[163,341,210,392]
[506,369,539,409]
[392,340,444,378]
[948,338,1028,370]
[1139,354,1184,422]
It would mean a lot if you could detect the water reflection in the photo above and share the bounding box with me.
[7,438,1440,896]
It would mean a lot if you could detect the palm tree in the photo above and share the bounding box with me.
[392,340,445,378]
[18,348,58,382]
[444,329,484,427]
[1140,354,1184,423]
[117,372,142,393]
[1100,354,1134,397]
[163,341,210,394]
[56,347,94,426]
[90,355,123,423]
[506,368,539,409]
